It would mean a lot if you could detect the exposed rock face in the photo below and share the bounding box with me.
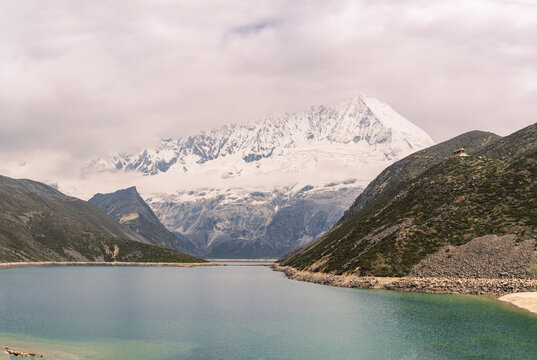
[409,235,537,279]
[89,187,188,253]
[148,183,363,258]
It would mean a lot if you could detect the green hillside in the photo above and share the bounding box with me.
[341,130,500,221]
[0,175,204,263]
[281,124,537,277]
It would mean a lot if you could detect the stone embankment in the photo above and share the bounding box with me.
[0,261,215,270]
[273,264,537,296]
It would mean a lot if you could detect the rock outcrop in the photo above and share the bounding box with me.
[89,187,189,253]
[3,346,43,358]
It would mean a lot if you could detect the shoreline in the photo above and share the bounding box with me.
[498,292,537,315]
[0,261,215,270]
[273,264,537,297]
[205,258,277,262]
[4,262,537,315]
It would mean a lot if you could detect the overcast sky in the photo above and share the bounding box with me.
[1,0,537,183]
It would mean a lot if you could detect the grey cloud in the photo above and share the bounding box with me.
[230,21,279,36]
[0,0,536,184]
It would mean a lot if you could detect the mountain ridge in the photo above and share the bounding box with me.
[0,175,202,263]
[85,95,435,186]
[89,186,189,253]
[147,181,364,258]
[280,124,537,278]
[340,130,501,221]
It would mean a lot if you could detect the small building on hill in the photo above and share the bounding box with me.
[452,148,468,157]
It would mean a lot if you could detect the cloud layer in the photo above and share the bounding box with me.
[1,0,537,185]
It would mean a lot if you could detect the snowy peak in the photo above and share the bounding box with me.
[85,95,435,184]
[358,95,431,143]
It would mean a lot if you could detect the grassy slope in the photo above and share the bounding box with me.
[0,176,204,263]
[341,130,500,221]
[281,125,537,276]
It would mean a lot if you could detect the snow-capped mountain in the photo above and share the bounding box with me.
[85,94,435,258]
[146,181,364,258]
[86,95,434,187]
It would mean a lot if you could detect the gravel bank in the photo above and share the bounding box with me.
[273,264,537,296]
[409,235,537,279]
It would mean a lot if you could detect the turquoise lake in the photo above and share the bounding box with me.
[1,265,537,360]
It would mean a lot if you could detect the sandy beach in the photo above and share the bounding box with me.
[0,261,215,270]
[498,292,537,315]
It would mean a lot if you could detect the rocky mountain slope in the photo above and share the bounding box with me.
[83,95,435,258]
[281,123,537,278]
[0,175,202,263]
[147,181,363,258]
[89,187,189,253]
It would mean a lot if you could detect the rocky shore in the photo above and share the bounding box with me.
[0,261,215,270]
[273,264,537,296]
[3,345,43,358]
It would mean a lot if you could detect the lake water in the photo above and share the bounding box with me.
[1,265,537,360]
